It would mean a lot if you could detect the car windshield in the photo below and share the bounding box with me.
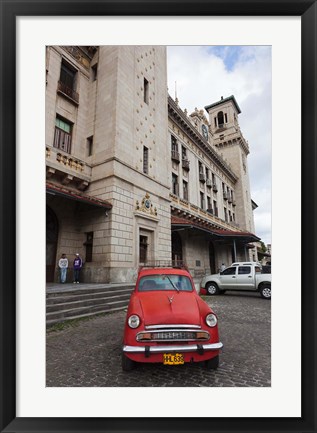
[138,275,193,292]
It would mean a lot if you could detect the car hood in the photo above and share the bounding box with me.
[138,291,201,326]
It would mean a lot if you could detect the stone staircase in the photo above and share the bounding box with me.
[46,283,134,326]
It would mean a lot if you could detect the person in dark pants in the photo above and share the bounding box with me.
[73,253,83,283]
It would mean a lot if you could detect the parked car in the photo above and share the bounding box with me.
[122,265,223,371]
[200,262,271,299]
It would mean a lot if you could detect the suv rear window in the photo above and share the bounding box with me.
[139,275,193,292]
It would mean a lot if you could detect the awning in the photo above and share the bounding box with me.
[46,182,112,210]
[171,215,260,244]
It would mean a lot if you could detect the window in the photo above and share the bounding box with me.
[213,200,218,217]
[87,136,93,156]
[183,180,188,201]
[238,266,251,275]
[58,60,79,103]
[207,196,212,211]
[144,78,149,104]
[172,173,179,195]
[91,63,98,81]
[217,111,224,127]
[139,235,148,263]
[200,192,205,210]
[182,146,187,160]
[224,207,228,222]
[222,267,236,276]
[143,146,149,174]
[171,135,180,162]
[60,61,76,90]
[54,117,72,153]
[84,232,93,263]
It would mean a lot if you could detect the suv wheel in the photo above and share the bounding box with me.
[260,284,271,300]
[206,282,219,295]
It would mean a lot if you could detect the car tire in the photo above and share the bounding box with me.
[260,283,271,300]
[205,355,219,370]
[122,353,136,371]
[206,282,219,295]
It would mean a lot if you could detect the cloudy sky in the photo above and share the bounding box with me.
[167,46,272,246]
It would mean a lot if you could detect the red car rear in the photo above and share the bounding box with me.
[122,265,223,371]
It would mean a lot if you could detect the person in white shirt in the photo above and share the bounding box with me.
[58,253,68,283]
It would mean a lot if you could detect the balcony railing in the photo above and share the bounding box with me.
[171,150,180,163]
[182,158,190,170]
[228,196,233,204]
[206,178,212,187]
[57,81,79,104]
[212,183,218,193]
[199,173,206,183]
[223,192,228,200]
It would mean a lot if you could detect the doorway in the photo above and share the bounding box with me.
[46,206,58,282]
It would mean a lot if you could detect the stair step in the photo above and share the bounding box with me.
[46,289,132,305]
[47,294,131,312]
[46,305,127,327]
[46,299,128,321]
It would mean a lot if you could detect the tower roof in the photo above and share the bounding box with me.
[205,95,241,114]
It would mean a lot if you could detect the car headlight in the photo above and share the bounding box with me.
[128,314,140,329]
[206,313,217,327]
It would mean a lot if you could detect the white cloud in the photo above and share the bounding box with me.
[167,45,272,245]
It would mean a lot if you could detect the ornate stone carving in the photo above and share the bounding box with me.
[136,192,157,216]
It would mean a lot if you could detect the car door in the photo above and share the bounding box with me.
[219,266,238,289]
[235,266,254,289]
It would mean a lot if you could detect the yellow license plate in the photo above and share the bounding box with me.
[163,353,184,365]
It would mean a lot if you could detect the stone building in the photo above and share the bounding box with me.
[46,45,260,284]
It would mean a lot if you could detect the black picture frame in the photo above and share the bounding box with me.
[0,1,316,432]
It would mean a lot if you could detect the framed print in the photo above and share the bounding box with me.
[0,0,316,432]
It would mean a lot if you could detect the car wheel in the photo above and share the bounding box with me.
[260,284,271,300]
[206,282,219,295]
[205,355,219,370]
[122,353,136,371]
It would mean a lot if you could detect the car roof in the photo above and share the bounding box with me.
[138,267,191,278]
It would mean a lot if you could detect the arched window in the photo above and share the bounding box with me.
[217,111,224,127]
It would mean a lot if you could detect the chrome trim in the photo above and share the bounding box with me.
[123,342,223,354]
[136,329,210,342]
[145,324,201,330]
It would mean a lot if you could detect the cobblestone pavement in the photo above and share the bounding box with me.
[46,291,271,387]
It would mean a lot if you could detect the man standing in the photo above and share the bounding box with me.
[58,253,68,283]
[73,253,83,284]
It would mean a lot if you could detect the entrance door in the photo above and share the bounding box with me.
[172,232,183,265]
[46,206,58,282]
[209,241,216,274]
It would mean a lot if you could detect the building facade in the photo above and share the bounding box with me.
[46,45,260,284]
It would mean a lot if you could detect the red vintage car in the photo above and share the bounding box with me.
[122,265,223,371]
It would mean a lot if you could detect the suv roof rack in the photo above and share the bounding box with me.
[138,260,189,271]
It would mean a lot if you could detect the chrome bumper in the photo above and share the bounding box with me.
[123,342,223,354]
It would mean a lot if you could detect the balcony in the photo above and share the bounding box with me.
[182,158,190,171]
[228,196,233,204]
[206,178,212,187]
[57,81,79,105]
[223,192,228,201]
[212,183,218,193]
[232,200,236,207]
[171,150,180,163]
[199,173,206,183]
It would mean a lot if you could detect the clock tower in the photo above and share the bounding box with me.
[205,96,255,234]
